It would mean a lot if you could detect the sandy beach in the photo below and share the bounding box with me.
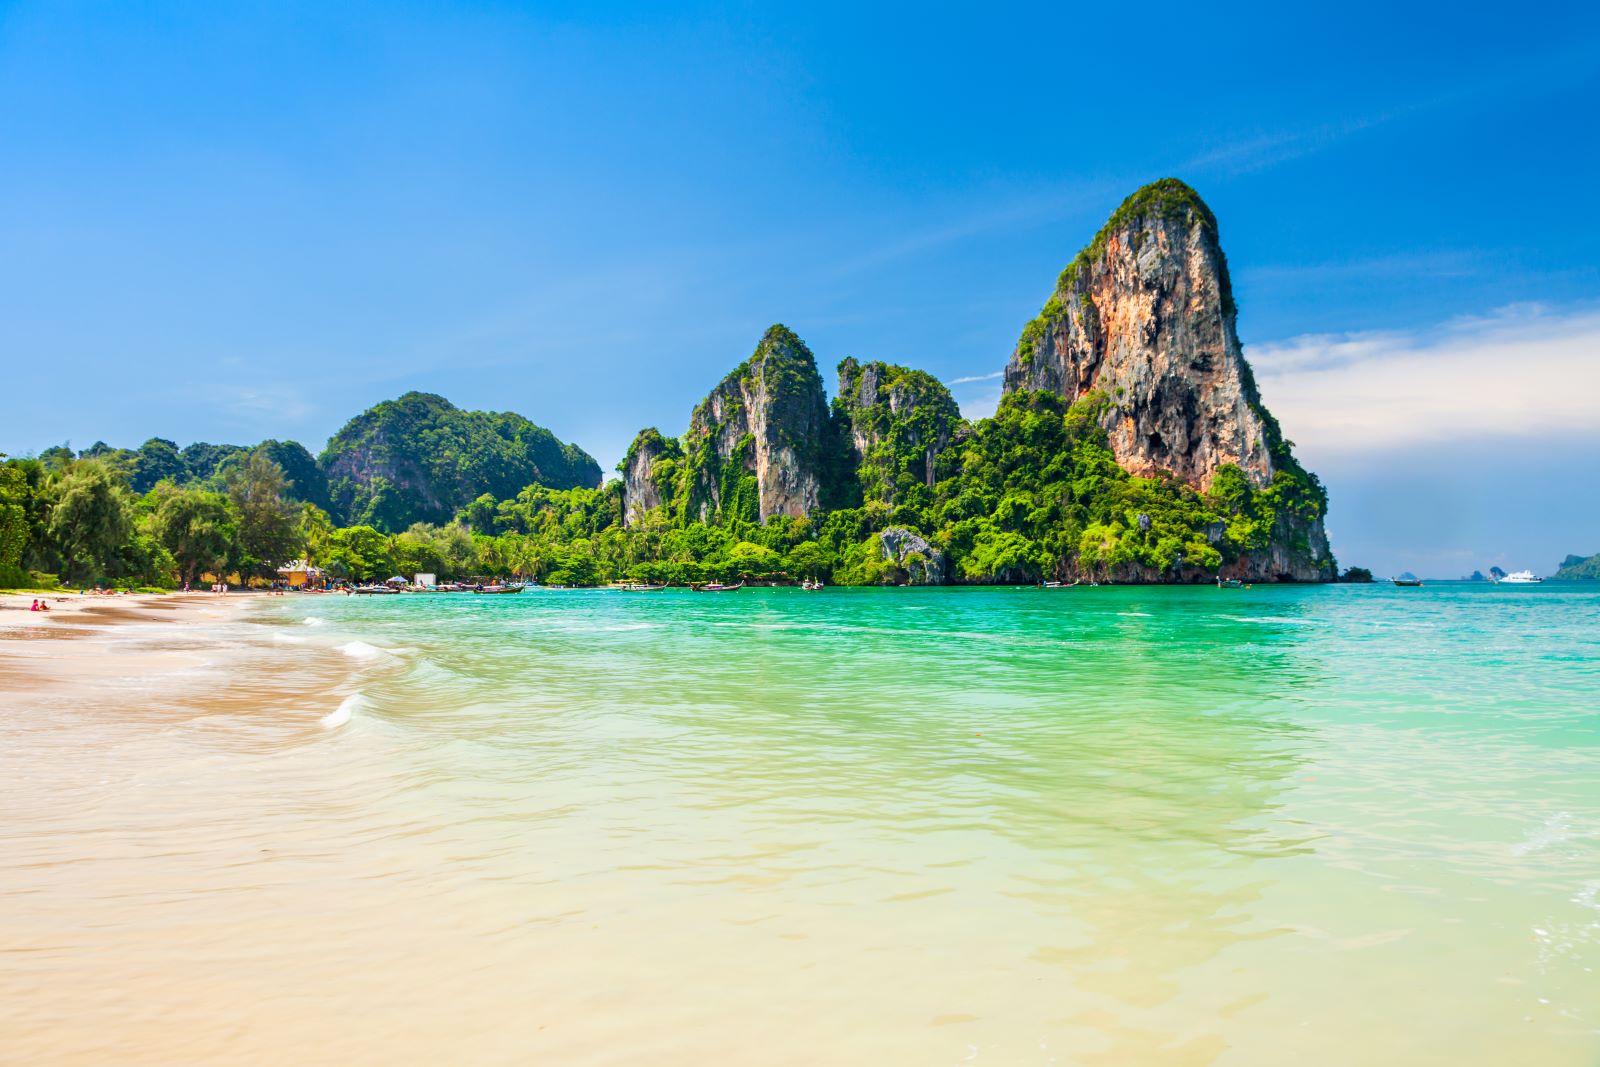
[4,587,1600,1064]
[0,591,258,691]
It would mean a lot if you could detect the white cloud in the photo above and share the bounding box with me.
[1249,304,1600,456]
[947,370,1004,385]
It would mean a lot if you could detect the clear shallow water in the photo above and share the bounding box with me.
[3,584,1599,1065]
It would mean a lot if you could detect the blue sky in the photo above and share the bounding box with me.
[2,2,1597,576]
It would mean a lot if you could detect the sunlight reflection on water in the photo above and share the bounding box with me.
[2,584,1598,1065]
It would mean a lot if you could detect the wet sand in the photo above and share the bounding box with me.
[0,592,254,687]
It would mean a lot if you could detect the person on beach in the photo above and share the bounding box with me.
[30,599,40,611]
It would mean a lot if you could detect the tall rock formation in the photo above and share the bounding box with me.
[620,428,684,528]
[677,325,832,524]
[1003,178,1332,580]
[320,391,601,530]
[1004,178,1273,490]
[835,358,962,505]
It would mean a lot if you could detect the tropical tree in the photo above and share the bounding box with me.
[224,452,298,575]
[47,461,134,583]
[325,525,391,581]
[0,457,31,584]
[296,503,335,565]
[151,485,236,584]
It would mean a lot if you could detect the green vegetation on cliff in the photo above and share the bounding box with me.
[2,378,1327,590]
[1555,552,1600,579]
[3,180,1331,589]
[321,391,600,530]
[834,358,961,510]
[596,376,1325,586]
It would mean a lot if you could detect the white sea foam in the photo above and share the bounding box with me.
[1514,811,1578,856]
[273,632,309,645]
[338,640,387,660]
[320,692,365,729]
[302,617,325,626]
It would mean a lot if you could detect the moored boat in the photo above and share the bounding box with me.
[697,582,744,592]
[1495,570,1543,584]
[1216,577,1243,589]
[621,583,668,592]
[1392,575,1424,587]
[471,584,524,594]
[353,585,400,595]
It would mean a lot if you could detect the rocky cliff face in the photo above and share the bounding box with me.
[1004,179,1275,491]
[878,526,949,585]
[620,428,683,528]
[1003,179,1333,581]
[835,358,961,504]
[679,325,831,524]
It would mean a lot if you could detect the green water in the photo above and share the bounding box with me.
[5,583,1599,1064]
[298,583,1600,1059]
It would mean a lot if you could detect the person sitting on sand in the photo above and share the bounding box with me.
[29,599,40,612]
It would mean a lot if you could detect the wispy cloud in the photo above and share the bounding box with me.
[1184,40,1600,179]
[1238,249,1484,287]
[1183,114,1392,176]
[1250,303,1600,456]
[947,369,1004,385]
[827,179,1122,277]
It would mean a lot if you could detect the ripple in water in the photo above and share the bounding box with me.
[320,692,365,729]
[2,582,1597,1066]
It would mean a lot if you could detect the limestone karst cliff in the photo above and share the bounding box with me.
[1003,179,1332,580]
[620,428,684,528]
[611,180,1333,584]
[1004,179,1273,490]
[620,325,834,526]
[834,358,962,506]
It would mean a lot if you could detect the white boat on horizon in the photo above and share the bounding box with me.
[1495,570,1543,584]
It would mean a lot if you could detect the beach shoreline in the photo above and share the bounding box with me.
[0,591,259,690]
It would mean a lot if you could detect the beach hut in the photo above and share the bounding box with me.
[276,560,324,589]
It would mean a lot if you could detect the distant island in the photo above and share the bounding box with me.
[1,179,1338,590]
[1554,553,1600,580]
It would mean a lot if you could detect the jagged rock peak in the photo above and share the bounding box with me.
[682,325,831,523]
[619,427,683,528]
[1002,178,1275,491]
[835,358,962,504]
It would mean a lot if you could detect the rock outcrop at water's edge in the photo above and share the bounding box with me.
[1004,179,1333,581]
[878,526,949,585]
[602,181,1333,584]
[1554,552,1600,579]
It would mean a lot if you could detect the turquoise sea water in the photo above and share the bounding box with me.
[4,583,1599,1064]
